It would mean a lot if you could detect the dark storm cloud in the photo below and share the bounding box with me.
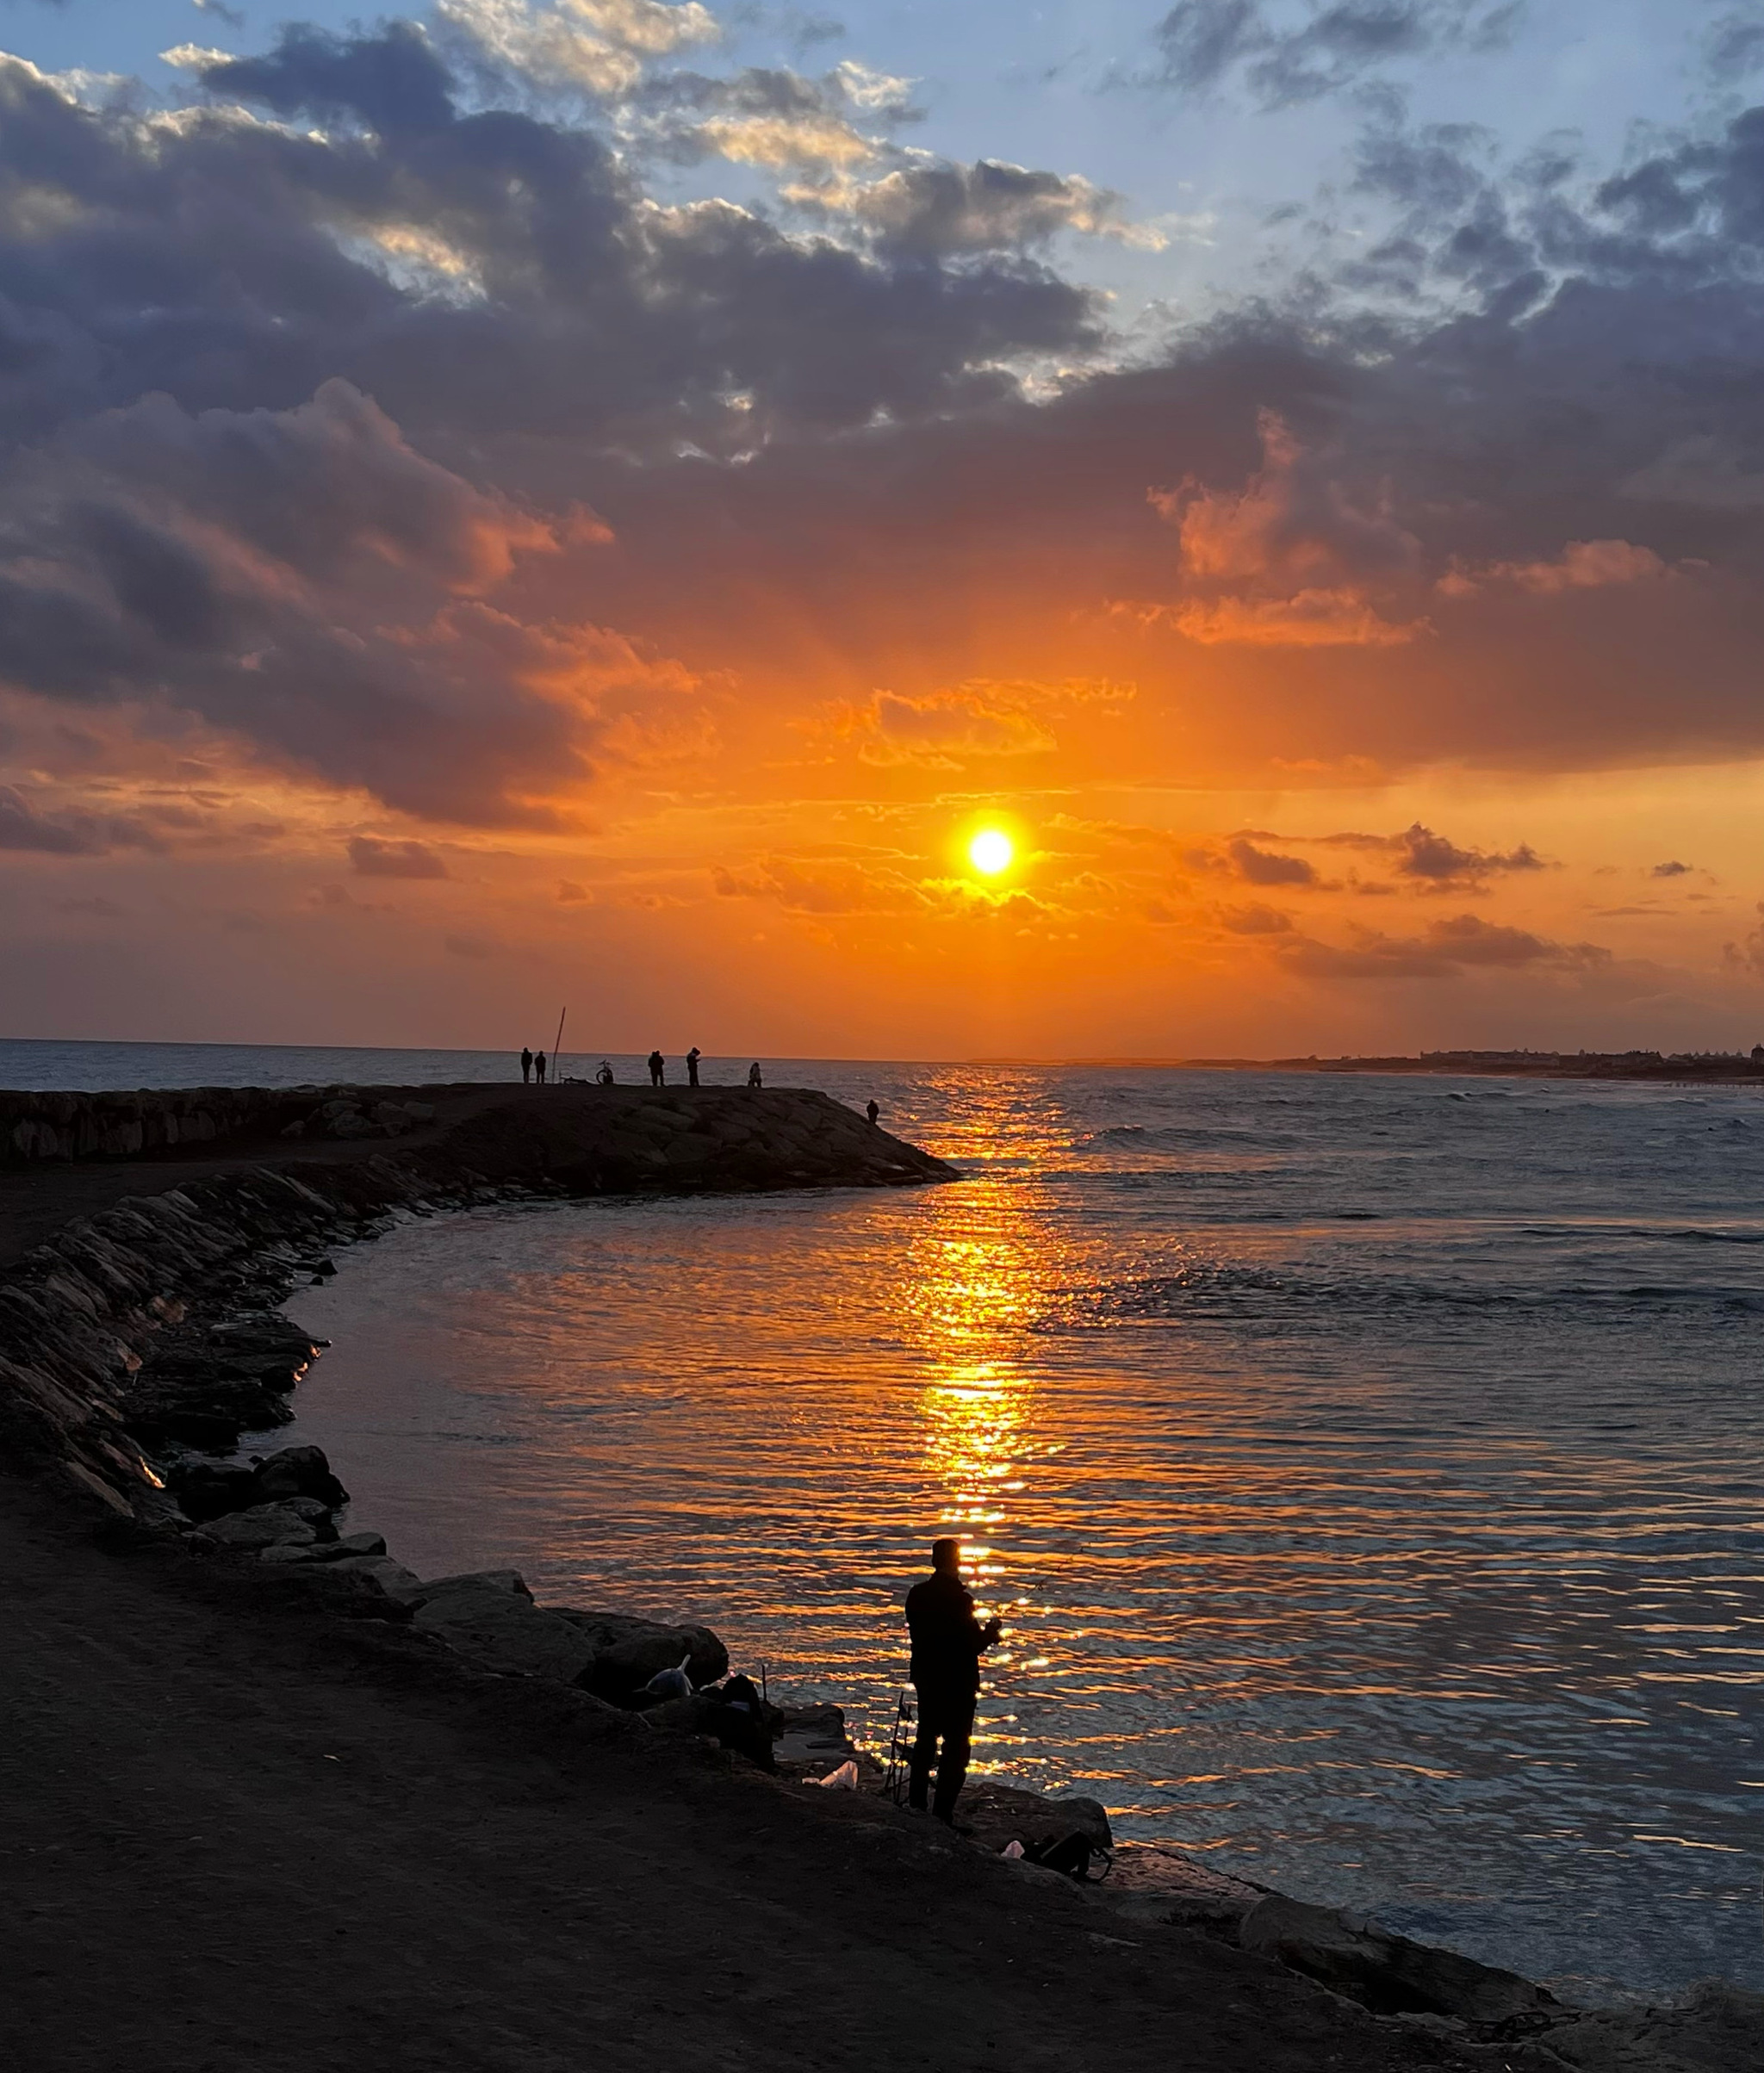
[3,15,1764,815]
[0,31,1103,818]
[0,378,587,822]
[1151,0,1523,108]
[546,82,1764,779]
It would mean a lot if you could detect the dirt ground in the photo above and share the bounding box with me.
[1,1480,1475,2073]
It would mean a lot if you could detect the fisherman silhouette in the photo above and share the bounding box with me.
[648,1050,665,1087]
[520,1046,533,1084]
[747,1062,762,1089]
[686,1046,702,1087]
[904,1537,1000,1826]
[866,1099,879,1125]
[534,1050,547,1085]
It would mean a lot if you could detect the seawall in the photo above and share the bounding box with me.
[0,1081,954,1516]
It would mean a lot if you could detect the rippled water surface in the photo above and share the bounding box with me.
[259,1064,1763,2001]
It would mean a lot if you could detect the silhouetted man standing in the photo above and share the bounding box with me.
[534,1050,547,1085]
[648,1050,665,1086]
[520,1046,533,1084]
[686,1046,702,1087]
[904,1537,1000,1826]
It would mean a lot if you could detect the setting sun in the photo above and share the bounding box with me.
[968,829,1014,875]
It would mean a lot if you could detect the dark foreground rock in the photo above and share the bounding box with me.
[1236,1892,1559,2029]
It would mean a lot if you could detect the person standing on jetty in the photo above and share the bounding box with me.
[648,1049,665,1086]
[534,1050,547,1085]
[866,1098,879,1125]
[747,1062,762,1089]
[520,1046,533,1084]
[686,1046,702,1087]
[904,1538,1000,1827]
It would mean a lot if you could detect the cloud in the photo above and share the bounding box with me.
[1724,904,1764,982]
[1318,821,1545,890]
[192,0,246,26]
[1439,539,1668,599]
[1145,412,1424,646]
[1150,0,1524,109]
[1217,900,1293,934]
[792,161,1163,256]
[1619,436,1764,511]
[1650,859,1693,878]
[1165,587,1419,646]
[0,783,155,855]
[1226,835,1315,885]
[713,853,918,913]
[835,687,1058,766]
[1277,913,1609,982]
[438,0,718,100]
[0,377,593,823]
[556,877,589,901]
[349,835,451,878]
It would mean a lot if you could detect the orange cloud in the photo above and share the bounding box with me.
[1438,539,1668,599]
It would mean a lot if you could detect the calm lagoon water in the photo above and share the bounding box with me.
[30,1044,1755,2002]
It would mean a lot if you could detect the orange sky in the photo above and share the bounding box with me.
[4,22,1764,1058]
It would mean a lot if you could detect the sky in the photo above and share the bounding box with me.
[4,0,1764,1058]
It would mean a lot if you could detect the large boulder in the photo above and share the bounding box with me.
[1535,1982,1764,2071]
[193,1502,323,1552]
[411,1585,599,1683]
[250,1443,349,1509]
[550,1608,728,1701]
[169,1461,262,1522]
[398,1569,532,1605]
[260,1530,388,1565]
[1238,1896,1559,2026]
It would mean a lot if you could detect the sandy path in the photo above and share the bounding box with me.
[1,1483,1468,2073]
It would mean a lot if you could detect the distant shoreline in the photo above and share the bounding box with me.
[969,1052,1764,1085]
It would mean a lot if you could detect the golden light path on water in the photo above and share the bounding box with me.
[265,1063,1764,2004]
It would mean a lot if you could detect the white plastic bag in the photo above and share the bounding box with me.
[811,1760,860,1790]
[1001,1840,1025,1859]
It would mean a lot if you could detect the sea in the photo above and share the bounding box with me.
[5,1036,1761,2002]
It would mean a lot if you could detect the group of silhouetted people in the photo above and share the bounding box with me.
[517,1046,886,1127]
[524,1046,780,1089]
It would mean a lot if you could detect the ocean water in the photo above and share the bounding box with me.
[0,1036,671,1091]
[11,1040,1760,2001]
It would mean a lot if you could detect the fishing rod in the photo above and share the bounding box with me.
[551,1005,567,1084]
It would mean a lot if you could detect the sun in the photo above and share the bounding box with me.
[968,828,1014,875]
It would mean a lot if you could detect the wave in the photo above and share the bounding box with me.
[1050,1267,1764,1327]
[1072,1124,1289,1151]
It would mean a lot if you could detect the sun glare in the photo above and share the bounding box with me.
[968,829,1014,875]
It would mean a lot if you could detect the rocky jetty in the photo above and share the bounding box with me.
[0,1082,953,1517]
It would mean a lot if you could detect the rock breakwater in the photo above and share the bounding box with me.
[0,1082,954,1516]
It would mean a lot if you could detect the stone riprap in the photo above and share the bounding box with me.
[0,1083,953,1517]
[3,1085,339,1164]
